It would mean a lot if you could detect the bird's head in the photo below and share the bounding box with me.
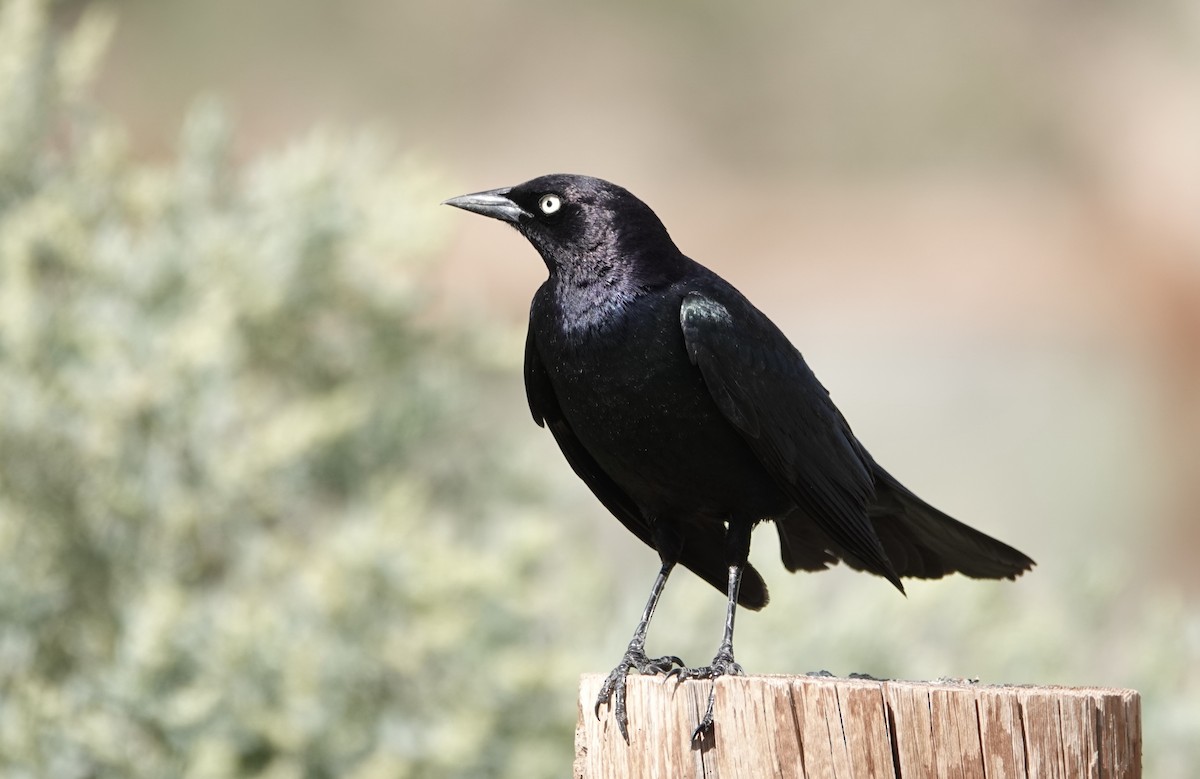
[443,174,683,280]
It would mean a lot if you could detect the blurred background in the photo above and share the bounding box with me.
[1,0,1197,775]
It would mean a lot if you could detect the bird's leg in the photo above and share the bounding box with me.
[594,560,684,740]
[670,520,752,743]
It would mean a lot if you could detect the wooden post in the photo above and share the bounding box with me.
[574,674,1141,778]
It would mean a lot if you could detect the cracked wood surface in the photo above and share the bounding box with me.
[574,674,1140,778]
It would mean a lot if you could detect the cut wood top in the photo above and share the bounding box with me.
[575,673,1140,779]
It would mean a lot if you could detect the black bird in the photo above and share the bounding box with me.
[444,174,1034,741]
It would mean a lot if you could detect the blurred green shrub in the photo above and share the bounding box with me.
[2,3,1196,778]
[0,2,596,776]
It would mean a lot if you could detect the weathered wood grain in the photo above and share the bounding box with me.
[574,674,1140,779]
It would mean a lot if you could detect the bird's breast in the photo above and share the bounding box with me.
[536,293,788,520]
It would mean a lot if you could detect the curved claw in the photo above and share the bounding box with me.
[673,648,744,744]
[594,650,686,740]
[594,670,631,739]
[672,657,743,681]
[644,655,683,676]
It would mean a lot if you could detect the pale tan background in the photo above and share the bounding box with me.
[54,0,1200,773]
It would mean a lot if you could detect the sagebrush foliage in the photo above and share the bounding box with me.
[0,2,594,776]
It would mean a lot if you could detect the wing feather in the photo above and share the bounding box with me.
[679,291,903,591]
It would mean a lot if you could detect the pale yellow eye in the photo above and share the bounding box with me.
[538,194,562,215]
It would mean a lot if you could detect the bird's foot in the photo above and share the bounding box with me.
[594,646,684,741]
[668,647,743,683]
[667,647,743,744]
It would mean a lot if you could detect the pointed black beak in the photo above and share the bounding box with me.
[442,187,532,223]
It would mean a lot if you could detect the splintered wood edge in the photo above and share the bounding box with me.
[576,674,1141,779]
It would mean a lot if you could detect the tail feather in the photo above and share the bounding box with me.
[775,463,1034,584]
[868,465,1034,580]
